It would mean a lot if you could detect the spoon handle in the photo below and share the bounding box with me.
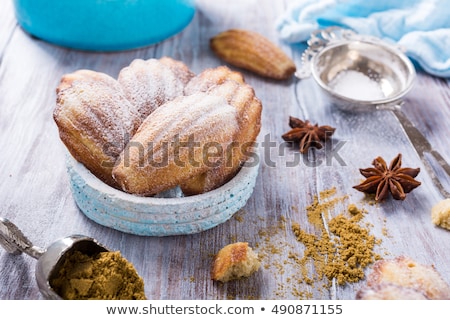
[0,217,44,259]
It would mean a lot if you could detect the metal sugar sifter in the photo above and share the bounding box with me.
[297,27,450,198]
[0,217,109,299]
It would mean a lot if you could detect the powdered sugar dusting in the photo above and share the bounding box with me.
[131,92,239,160]
[113,92,240,195]
[56,70,139,156]
[118,58,193,123]
[329,70,385,101]
[55,59,261,196]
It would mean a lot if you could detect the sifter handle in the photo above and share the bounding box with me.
[392,108,450,199]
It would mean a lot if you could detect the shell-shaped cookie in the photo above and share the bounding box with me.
[181,73,262,195]
[112,92,239,196]
[54,70,140,188]
[118,57,194,124]
[184,65,245,95]
[365,256,450,299]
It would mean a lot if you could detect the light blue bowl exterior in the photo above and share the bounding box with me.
[13,0,196,51]
[66,155,260,236]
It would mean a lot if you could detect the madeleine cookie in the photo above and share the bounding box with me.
[112,92,239,196]
[54,70,140,188]
[357,256,450,300]
[180,68,262,195]
[118,57,194,124]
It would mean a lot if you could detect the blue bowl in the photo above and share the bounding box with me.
[13,0,196,51]
[66,154,260,236]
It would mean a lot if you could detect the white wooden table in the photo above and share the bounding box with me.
[1,0,450,299]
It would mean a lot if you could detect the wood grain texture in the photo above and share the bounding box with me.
[1,0,450,300]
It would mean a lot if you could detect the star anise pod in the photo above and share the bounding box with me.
[353,153,421,202]
[281,116,335,153]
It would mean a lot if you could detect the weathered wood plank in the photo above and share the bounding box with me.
[0,0,17,55]
[1,0,450,300]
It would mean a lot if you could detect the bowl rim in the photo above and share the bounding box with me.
[310,39,417,107]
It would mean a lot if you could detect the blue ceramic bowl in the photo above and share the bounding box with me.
[66,154,260,236]
[13,0,196,51]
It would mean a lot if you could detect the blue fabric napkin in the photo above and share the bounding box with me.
[276,0,450,78]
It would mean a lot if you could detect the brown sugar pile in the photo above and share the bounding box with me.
[230,189,384,299]
[50,250,147,300]
[291,188,382,288]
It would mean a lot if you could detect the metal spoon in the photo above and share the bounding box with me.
[297,27,450,199]
[0,217,109,299]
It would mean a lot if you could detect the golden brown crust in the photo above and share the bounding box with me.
[112,92,240,196]
[184,66,245,95]
[54,61,262,196]
[180,68,262,195]
[118,57,194,125]
[54,70,140,188]
[358,256,450,300]
[210,29,296,80]
[211,242,260,282]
